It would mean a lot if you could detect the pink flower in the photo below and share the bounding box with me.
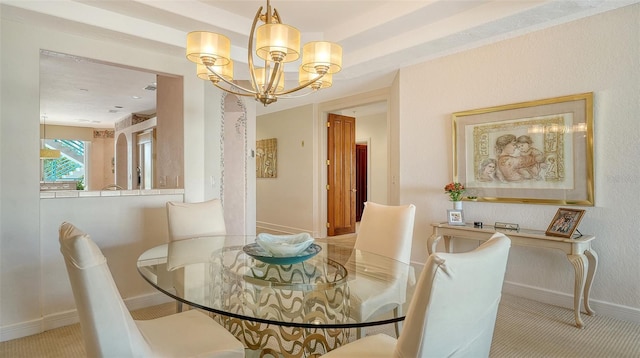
[444,182,465,201]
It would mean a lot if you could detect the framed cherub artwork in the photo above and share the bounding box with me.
[452,93,594,206]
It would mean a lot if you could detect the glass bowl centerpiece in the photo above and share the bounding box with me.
[255,233,315,257]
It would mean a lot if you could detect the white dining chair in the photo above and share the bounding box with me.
[166,199,227,311]
[350,202,416,338]
[59,222,245,358]
[322,233,511,358]
[166,199,227,240]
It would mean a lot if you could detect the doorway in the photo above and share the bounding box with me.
[356,143,368,222]
[323,100,389,237]
[136,129,154,189]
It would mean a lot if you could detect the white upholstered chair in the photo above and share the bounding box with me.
[350,202,416,338]
[59,222,245,358]
[322,233,511,358]
[166,199,227,240]
[166,199,227,311]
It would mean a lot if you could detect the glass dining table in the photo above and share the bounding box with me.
[137,235,415,357]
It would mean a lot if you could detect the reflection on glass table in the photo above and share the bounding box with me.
[137,235,416,357]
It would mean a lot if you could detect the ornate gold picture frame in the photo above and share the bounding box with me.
[453,93,594,205]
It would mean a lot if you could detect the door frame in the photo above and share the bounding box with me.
[356,138,372,221]
[314,88,394,238]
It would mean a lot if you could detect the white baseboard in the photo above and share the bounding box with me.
[0,292,172,342]
[256,221,315,236]
[408,260,640,326]
[42,309,79,332]
[0,318,43,343]
[503,280,640,325]
[123,291,174,312]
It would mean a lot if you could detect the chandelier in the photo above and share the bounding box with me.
[186,0,342,106]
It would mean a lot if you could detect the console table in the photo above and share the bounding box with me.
[429,223,598,328]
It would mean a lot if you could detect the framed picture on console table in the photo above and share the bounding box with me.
[447,209,465,226]
[545,208,585,238]
[452,92,594,206]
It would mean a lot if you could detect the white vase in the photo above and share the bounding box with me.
[452,201,462,210]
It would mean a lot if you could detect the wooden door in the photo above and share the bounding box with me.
[327,114,356,236]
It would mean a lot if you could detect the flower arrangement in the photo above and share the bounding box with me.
[444,182,465,202]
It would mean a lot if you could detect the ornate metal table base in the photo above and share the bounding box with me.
[218,316,350,357]
[214,250,352,356]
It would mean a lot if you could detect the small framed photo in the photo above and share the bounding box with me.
[447,209,465,226]
[545,208,585,238]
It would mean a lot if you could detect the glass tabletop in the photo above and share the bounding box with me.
[137,235,416,329]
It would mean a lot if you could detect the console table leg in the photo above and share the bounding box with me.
[427,234,441,255]
[443,236,452,253]
[568,253,589,328]
[583,249,598,316]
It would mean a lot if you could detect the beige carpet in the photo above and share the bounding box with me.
[1,294,639,357]
[491,294,640,357]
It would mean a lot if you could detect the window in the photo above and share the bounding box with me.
[41,139,86,190]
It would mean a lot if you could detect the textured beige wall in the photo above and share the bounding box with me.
[156,75,184,188]
[256,105,315,234]
[399,4,639,316]
[88,136,115,190]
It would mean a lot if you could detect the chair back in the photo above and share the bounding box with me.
[354,202,416,264]
[59,222,152,357]
[395,233,511,358]
[166,199,226,241]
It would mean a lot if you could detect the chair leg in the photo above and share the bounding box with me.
[394,306,403,338]
[176,300,183,312]
[356,327,365,339]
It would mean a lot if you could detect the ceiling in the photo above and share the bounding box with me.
[39,50,158,128]
[2,0,637,127]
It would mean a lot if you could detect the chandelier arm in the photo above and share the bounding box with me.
[248,7,263,93]
[272,8,281,23]
[264,61,282,93]
[205,64,256,95]
[276,72,326,96]
[272,89,318,99]
[211,82,255,97]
